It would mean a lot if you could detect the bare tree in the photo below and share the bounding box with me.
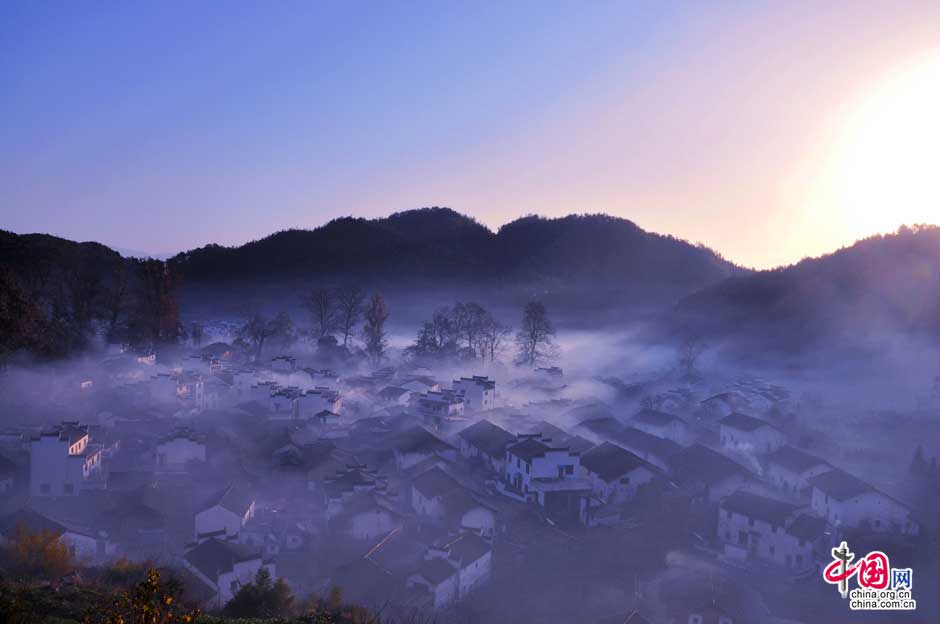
[453,301,488,356]
[678,333,706,379]
[362,293,389,367]
[335,285,366,348]
[236,312,295,360]
[476,313,512,364]
[515,301,556,367]
[303,287,338,339]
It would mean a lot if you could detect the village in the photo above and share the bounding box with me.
[0,317,934,624]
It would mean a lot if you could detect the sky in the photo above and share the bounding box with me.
[2,1,939,269]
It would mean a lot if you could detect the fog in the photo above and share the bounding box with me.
[2,291,938,623]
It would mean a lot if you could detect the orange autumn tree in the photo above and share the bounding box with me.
[9,522,74,581]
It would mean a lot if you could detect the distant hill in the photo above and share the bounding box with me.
[169,208,742,316]
[674,225,940,356]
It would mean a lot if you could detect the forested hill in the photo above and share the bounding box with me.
[673,225,940,355]
[169,208,742,294]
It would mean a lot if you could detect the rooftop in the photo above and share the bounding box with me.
[719,412,777,432]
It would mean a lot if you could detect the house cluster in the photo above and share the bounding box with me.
[0,344,925,623]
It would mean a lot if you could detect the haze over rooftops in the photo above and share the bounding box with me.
[719,412,777,432]
[767,445,828,473]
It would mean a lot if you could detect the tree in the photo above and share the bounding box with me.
[235,312,295,360]
[8,522,74,581]
[677,333,706,379]
[405,306,457,361]
[515,301,556,367]
[130,260,181,348]
[303,287,338,339]
[222,567,294,619]
[103,568,200,624]
[453,301,488,356]
[477,314,512,364]
[362,293,389,367]
[335,285,366,348]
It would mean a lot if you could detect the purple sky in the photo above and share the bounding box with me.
[2,1,939,268]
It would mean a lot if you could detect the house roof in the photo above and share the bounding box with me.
[393,426,455,455]
[507,438,551,462]
[633,409,682,427]
[719,412,777,433]
[184,539,261,582]
[575,417,626,438]
[413,467,460,499]
[767,445,828,473]
[786,514,826,540]
[202,484,255,516]
[378,386,410,401]
[415,557,457,586]
[438,532,490,567]
[669,444,752,486]
[613,427,682,459]
[720,491,797,526]
[457,419,516,458]
[808,468,874,501]
[581,442,651,481]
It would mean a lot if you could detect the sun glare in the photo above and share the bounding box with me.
[813,54,940,243]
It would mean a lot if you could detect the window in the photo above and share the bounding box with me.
[769,545,775,557]
[874,519,881,528]
[525,463,530,474]
[40,483,50,494]
[796,554,804,566]
[689,616,703,624]
[772,525,778,533]
[738,530,747,545]
[726,510,732,519]
[748,518,754,527]
[63,483,74,495]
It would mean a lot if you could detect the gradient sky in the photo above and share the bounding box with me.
[2,1,939,268]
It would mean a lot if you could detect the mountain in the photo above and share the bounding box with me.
[674,225,940,356]
[169,208,742,313]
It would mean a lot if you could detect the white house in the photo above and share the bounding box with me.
[29,423,95,497]
[718,490,825,571]
[765,445,830,496]
[719,413,786,454]
[182,539,271,609]
[580,442,657,504]
[451,376,496,412]
[504,437,591,522]
[411,467,497,537]
[195,484,256,541]
[809,468,919,535]
[329,492,401,541]
[407,532,492,610]
[413,390,465,427]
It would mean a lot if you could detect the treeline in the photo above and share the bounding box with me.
[0,229,182,360]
